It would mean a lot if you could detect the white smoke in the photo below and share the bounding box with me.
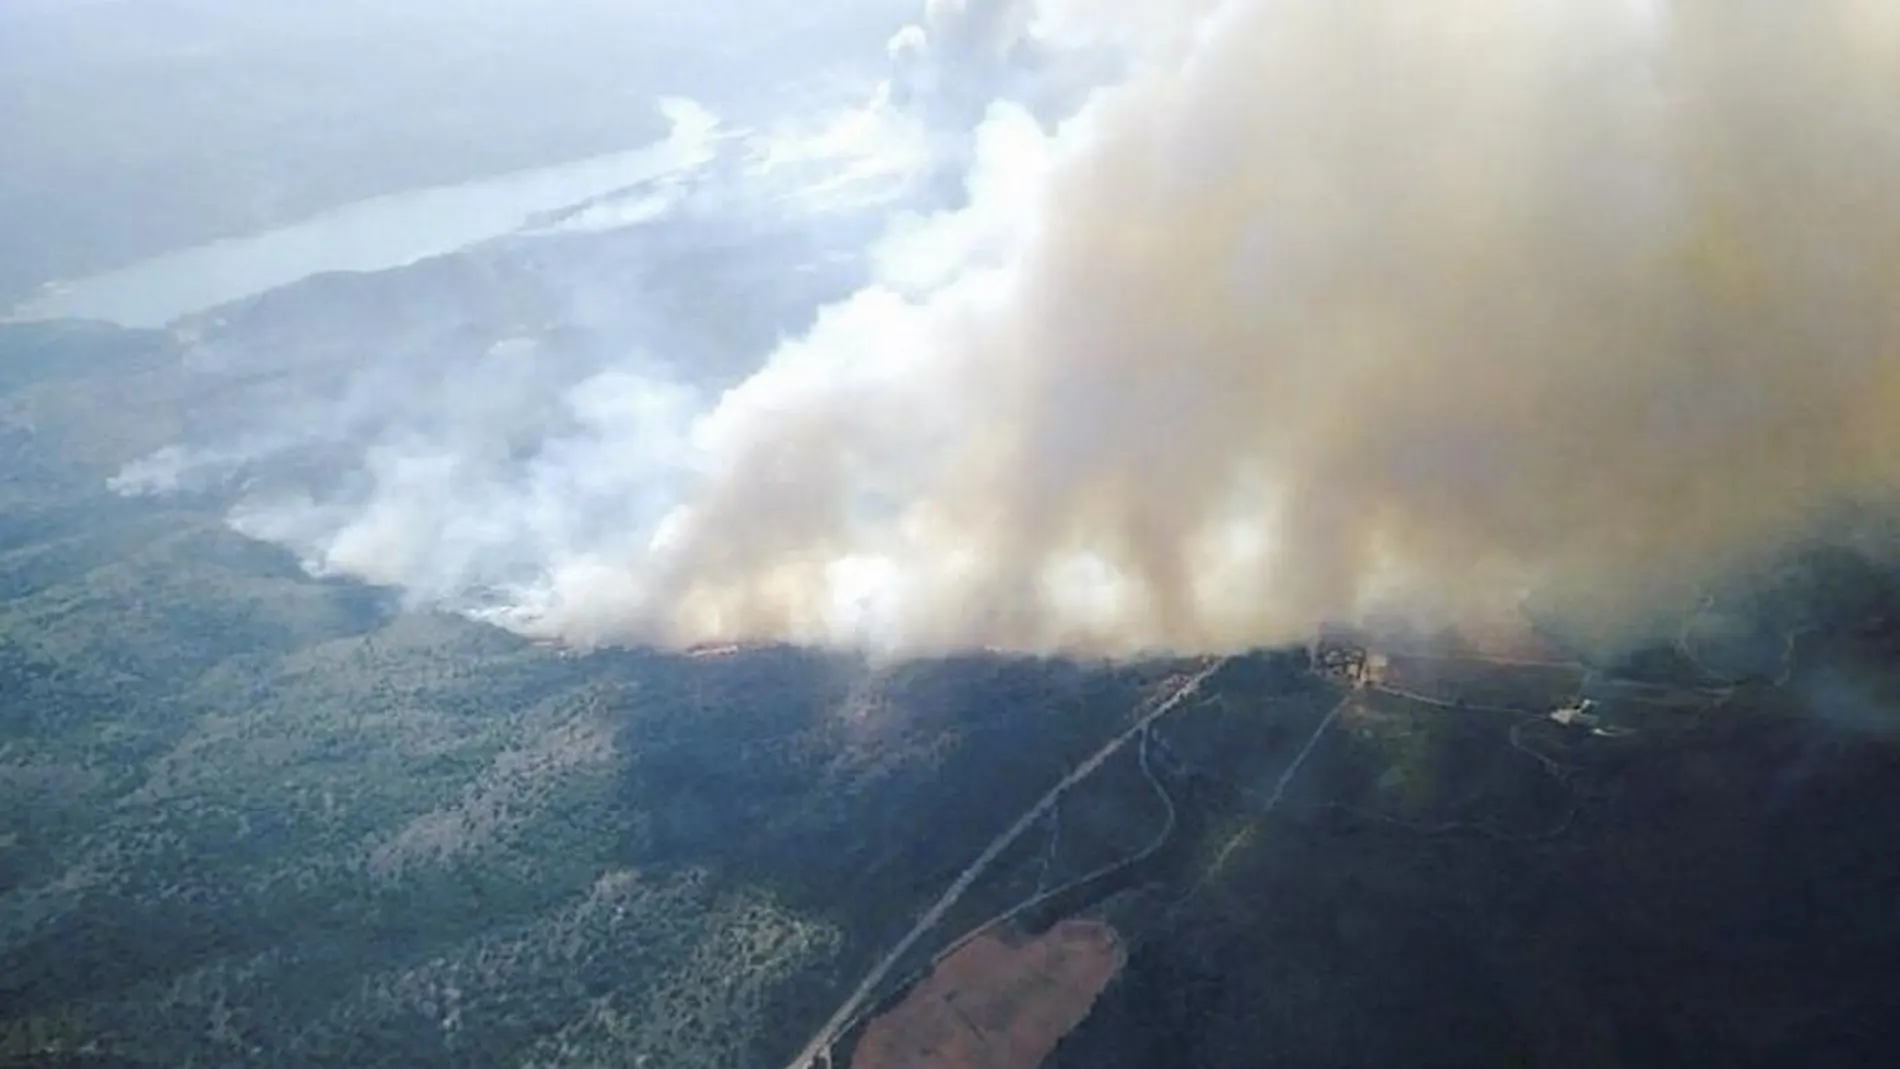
[125,0,1900,657]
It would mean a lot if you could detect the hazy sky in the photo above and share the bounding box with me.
[0,0,902,302]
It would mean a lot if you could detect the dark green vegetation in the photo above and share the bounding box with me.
[0,319,1239,1066]
[1056,597,1900,1069]
[6,319,1900,1068]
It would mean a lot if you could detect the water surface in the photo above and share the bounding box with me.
[8,100,718,329]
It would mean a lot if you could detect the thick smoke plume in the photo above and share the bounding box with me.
[157,1,1900,656]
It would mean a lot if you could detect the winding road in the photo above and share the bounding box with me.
[782,658,1226,1069]
[822,716,1186,1047]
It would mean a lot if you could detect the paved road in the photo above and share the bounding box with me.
[783,658,1226,1069]
[825,718,1187,1045]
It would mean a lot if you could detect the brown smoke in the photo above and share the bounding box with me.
[526,0,1900,656]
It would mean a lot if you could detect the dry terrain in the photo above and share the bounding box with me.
[851,921,1124,1069]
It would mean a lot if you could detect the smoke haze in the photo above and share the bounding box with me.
[126,0,1900,656]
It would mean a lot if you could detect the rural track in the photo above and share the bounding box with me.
[782,657,1226,1069]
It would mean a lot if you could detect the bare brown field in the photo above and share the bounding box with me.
[849,920,1124,1069]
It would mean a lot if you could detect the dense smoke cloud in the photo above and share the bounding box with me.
[135,0,1900,656]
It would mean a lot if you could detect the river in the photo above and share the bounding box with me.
[6,99,719,330]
